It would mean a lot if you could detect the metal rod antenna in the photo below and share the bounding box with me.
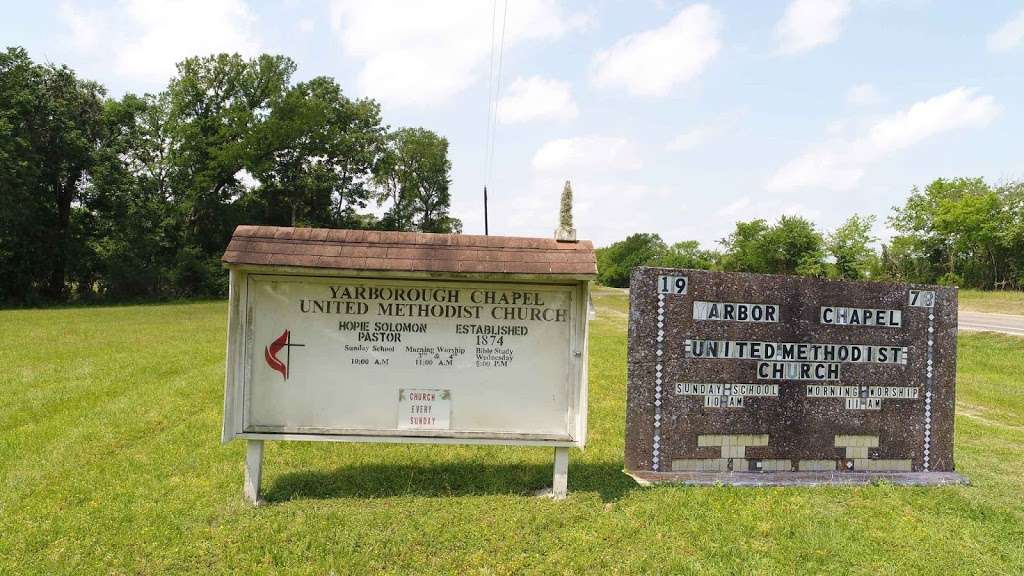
[484,186,489,236]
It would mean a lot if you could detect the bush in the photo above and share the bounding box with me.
[172,247,228,298]
[596,234,719,287]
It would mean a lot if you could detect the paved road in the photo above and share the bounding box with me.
[958,311,1024,337]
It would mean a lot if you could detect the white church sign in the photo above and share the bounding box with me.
[221,225,597,503]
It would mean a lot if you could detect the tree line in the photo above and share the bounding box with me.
[597,177,1024,290]
[0,47,460,305]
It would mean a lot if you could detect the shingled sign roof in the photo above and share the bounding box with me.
[222,225,597,276]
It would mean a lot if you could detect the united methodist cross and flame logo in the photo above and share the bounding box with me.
[264,329,304,380]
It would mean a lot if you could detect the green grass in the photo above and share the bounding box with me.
[959,289,1024,315]
[1,292,1023,575]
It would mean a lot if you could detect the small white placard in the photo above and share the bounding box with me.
[908,289,935,308]
[845,397,882,410]
[398,388,451,430]
[658,275,688,295]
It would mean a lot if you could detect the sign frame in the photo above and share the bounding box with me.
[222,265,592,449]
[220,225,598,504]
[624,266,968,487]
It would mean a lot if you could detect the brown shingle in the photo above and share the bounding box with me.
[290,254,320,268]
[222,225,596,277]
[316,255,366,269]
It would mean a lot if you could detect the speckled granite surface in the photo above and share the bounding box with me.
[625,267,962,483]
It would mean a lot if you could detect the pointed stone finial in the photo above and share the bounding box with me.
[555,180,577,242]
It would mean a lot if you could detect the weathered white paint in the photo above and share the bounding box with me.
[244,439,263,505]
[236,431,578,447]
[221,269,242,444]
[223,265,592,501]
[238,275,578,439]
[552,447,569,500]
[398,388,451,430]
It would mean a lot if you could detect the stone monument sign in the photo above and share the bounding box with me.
[625,267,967,485]
[222,226,596,502]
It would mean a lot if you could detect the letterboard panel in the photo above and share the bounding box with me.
[625,267,959,479]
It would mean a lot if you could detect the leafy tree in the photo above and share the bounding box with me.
[878,235,936,284]
[936,185,1005,286]
[375,128,461,233]
[596,235,719,287]
[999,181,1024,286]
[1,48,468,304]
[165,53,296,257]
[766,216,826,276]
[0,47,105,301]
[0,47,46,302]
[889,177,1019,288]
[718,219,771,273]
[827,214,877,279]
[596,233,668,287]
[662,240,720,270]
[81,93,178,298]
[248,76,386,228]
[719,216,825,276]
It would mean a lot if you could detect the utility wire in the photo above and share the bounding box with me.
[483,0,508,235]
[483,0,498,187]
[487,0,509,187]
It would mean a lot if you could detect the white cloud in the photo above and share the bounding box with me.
[665,109,745,152]
[297,17,315,34]
[532,136,642,173]
[713,197,823,236]
[847,83,882,107]
[868,88,999,150]
[118,0,259,81]
[767,87,1000,192]
[59,2,103,53]
[988,9,1024,52]
[497,76,578,124]
[774,202,822,222]
[494,174,677,246]
[666,126,710,152]
[592,4,721,97]
[329,0,589,108]
[775,0,851,55]
[717,196,751,217]
[767,144,866,192]
[825,119,848,136]
[58,0,261,84]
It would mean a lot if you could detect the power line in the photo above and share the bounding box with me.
[484,0,498,186]
[483,0,509,235]
[488,0,509,186]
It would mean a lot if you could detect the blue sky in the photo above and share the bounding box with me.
[4,0,1024,247]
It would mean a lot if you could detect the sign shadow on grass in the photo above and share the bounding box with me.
[262,459,636,503]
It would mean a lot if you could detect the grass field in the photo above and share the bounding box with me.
[958,289,1024,315]
[1,288,1023,574]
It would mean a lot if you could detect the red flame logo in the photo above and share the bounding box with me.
[264,330,291,380]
